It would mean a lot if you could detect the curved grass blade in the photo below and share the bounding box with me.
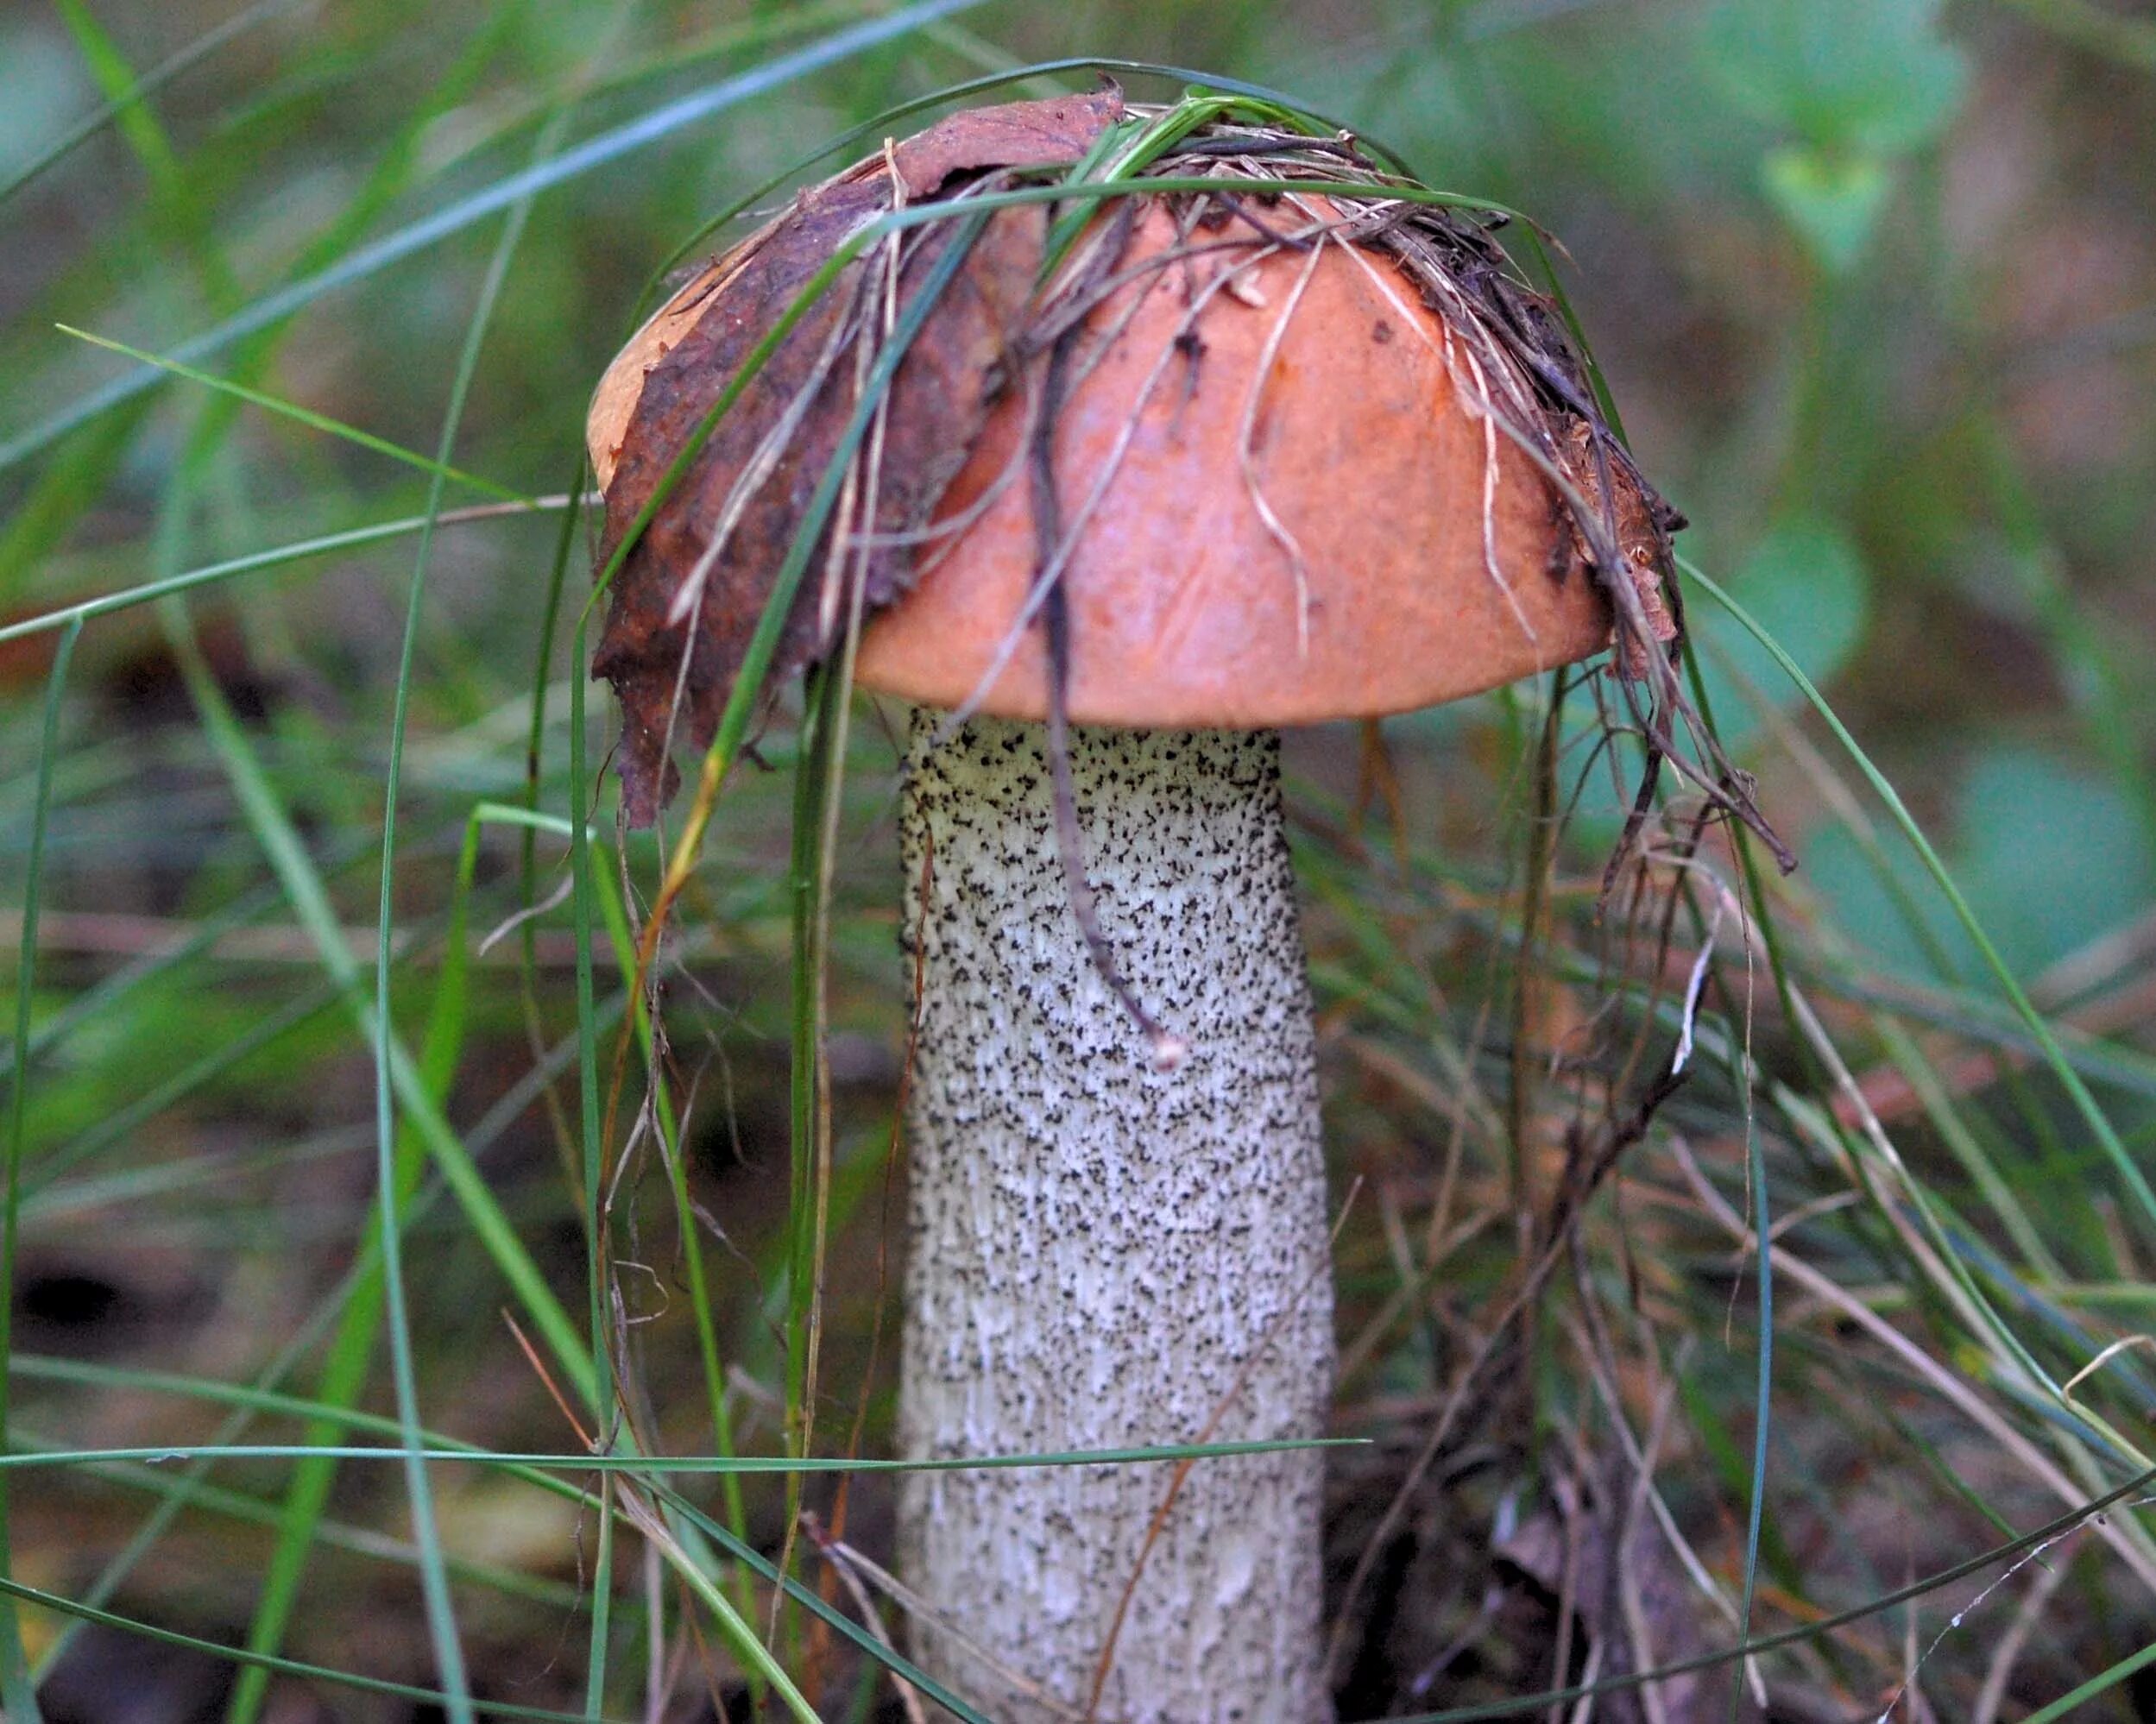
[1680,556,2156,1231]
[0,0,991,478]
[356,107,581,1712]
[23,1001,619,1682]
[0,618,78,1724]
[54,327,533,504]
[2020,1633,2156,1721]
[640,53,1426,292]
[0,1573,615,1723]
[0,0,304,206]
[157,598,597,1399]
[1378,1463,2156,1722]
[0,500,572,646]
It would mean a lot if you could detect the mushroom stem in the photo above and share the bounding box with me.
[897,711,1334,1724]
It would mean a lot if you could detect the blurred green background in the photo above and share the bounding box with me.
[3,0,2155,1720]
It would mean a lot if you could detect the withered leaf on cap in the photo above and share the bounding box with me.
[592,89,1124,824]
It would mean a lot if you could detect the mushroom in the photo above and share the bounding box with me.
[586,92,1677,1724]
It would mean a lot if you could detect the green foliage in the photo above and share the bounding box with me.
[1,1,2153,1719]
[1701,0,1967,270]
[1813,747,2156,985]
[1699,0,1968,157]
[1696,517,1872,748]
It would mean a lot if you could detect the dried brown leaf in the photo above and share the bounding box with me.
[590,91,1124,823]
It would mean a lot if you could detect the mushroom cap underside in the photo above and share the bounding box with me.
[589,179,1674,735]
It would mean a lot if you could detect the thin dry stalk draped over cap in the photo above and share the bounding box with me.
[585,84,1785,873]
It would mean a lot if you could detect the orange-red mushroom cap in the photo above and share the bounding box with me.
[585,96,1677,813]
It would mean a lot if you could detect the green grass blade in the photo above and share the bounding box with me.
[2021,1633,2156,1721]
[0,0,991,477]
[51,0,240,306]
[569,609,621,1708]
[0,1573,615,1723]
[0,502,571,645]
[361,110,575,1712]
[0,617,77,1724]
[1681,555,2156,1231]
[55,326,533,503]
[0,0,301,206]
[0,1438,1360,1475]
[157,597,597,1395]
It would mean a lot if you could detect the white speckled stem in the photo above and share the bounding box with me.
[897,712,1334,1724]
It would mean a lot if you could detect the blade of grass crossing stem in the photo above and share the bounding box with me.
[0,1438,1356,1474]
[364,105,577,1714]
[0,0,992,477]
[1681,557,2156,1230]
[0,619,79,1723]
